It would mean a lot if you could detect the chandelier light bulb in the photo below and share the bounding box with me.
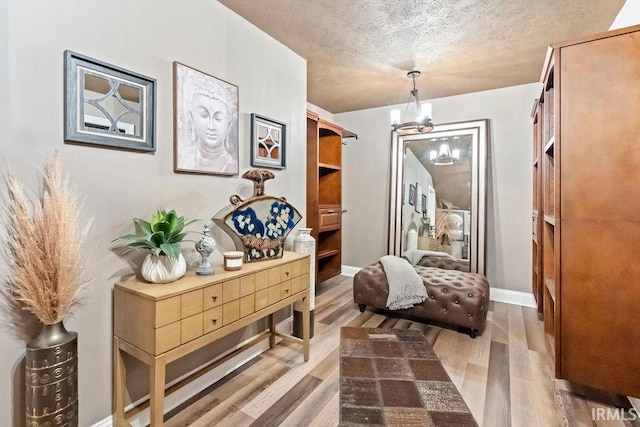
[390,109,401,125]
[421,102,432,120]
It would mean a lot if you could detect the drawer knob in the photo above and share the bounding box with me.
[285,271,290,276]
[212,317,218,323]
[212,295,218,301]
[285,289,289,293]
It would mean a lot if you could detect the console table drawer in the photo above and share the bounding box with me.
[223,279,240,302]
[156,296,180,327]
[203,306,223,333]
[268,266,281,286]
[240,295,254,318]
[255,289,269,311]
[223,300,240,325]
[280,280,293,299]
[291,276,302,294]
[155,322,181,354]
[203,284,222,310]
[182,289,203,318]
[268,285,280,305]
[240,275,255,297]
[255,270,269,291]
[181,313,203,344]
[280,262,296,281]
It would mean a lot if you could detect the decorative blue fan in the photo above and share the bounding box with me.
[213,169,301,262]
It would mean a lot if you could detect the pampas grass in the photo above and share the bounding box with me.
[2,152,91,325]
[435,199,458,245]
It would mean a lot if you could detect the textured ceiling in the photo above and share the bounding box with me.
[219,0,625,113]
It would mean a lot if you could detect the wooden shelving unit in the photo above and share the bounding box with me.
[306,111,357,286]
[533,23,640,398]
[531,98,543,313]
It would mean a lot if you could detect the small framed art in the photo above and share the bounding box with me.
[250,113,286,169]
[64,50,156,152]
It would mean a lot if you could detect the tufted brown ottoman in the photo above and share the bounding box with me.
[415,255,471,272]
[353,263,490,337]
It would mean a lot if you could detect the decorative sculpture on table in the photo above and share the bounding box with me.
[213,169,301,262]
[195,224,216,275]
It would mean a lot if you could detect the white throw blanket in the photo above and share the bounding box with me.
[380,255,427,310]
[403,249,456,266]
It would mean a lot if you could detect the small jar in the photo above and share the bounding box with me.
[223,251,244,271]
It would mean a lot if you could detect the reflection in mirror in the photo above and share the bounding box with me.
[64,50,156,152]
[81,70,142,137]
[388,120,488,274]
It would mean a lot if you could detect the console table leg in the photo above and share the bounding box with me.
[150,359,166,427]
[113,338,126,425]
[303,294,310,362]
[268,314,276,348]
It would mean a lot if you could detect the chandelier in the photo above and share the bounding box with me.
[390,71,434,135]
[429,137,460,166]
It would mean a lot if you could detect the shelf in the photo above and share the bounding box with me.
[533,158,539,167]
[319,225,340,233]
[544,136,555,154]
[532,235,538,244]
[318,249,339,260]
[545,278,556,303]
[318,162,341,172]
[544,215,555,226]
[342,129,358,139]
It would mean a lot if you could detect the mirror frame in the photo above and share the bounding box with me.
[64,50,156,152]
[388,119,488,274]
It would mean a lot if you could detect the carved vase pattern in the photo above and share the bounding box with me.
[25,321,78,427]
[141,253,187,283]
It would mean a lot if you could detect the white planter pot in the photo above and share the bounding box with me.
[141,253,187,284]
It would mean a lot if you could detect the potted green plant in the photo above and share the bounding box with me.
[116,209,196,283]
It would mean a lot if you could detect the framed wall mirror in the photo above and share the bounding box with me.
[64,50,156,152]
[388,119,488,274]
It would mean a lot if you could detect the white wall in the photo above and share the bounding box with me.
[0,0,306,425]
[610,0,640,29]
[336,83,542,294]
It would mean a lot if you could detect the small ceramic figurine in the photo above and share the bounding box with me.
[195,224,216,275]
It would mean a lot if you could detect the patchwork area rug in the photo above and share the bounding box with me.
[339,327,477,426]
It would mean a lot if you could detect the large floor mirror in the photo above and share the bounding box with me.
[388,119,488,274]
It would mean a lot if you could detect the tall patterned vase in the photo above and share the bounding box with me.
[293,227,316,339]
[25,321,78,426]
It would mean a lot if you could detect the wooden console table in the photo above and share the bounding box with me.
[113,251,310,427]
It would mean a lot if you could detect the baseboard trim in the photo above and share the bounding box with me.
[91,318,293,427]
[490,288,537,308]
[341,265,362,277]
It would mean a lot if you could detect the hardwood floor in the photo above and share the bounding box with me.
[164,275,638,427]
